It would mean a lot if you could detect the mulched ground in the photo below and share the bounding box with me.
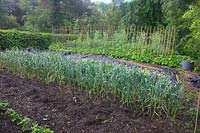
[0,70,193,133]
[26,48,180,83]
[0,113,22,133]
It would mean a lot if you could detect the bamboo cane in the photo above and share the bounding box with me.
[194,91,200,133]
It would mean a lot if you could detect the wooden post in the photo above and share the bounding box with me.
[165,27,171,56]
[145,26,149,53]
[157,26,162,56]
[194,91,200,133]
[147,26,152,54]
[133,25,137,43]
[139,26,145,52]
[150,26,154,55]
[162,27,167,56]
[172,27,176,55]
[168,27,173,55]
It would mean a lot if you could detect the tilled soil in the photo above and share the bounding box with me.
[0,113,22,133]
[0,70,191,133]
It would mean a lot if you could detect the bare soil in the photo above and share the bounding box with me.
[0,113,22,133]
[0,70,193,133]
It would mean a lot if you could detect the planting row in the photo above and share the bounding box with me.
[0,50,183,117]
[49,42,194,68]
[24,47,179,84]
[47,30,195,68]
[0,29,197,69]
[0,101,53,133]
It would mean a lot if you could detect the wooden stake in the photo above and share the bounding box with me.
[145,25,149,53]
[166,27,171,56]
[156,27,161,56]
[172,27,176,55]
[194,91,200,133]
[168,27,173,55]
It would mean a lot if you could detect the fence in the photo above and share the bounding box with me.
[52,25,176,57]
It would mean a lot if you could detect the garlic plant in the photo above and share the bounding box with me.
[0,50,182,117]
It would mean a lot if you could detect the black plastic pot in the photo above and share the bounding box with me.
[181,61,194,71]
[189,75,200,89]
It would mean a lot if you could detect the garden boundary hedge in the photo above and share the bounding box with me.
[0,30,77,50]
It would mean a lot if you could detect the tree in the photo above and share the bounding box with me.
[161,0,196,26]
[0,0,19,29]
[17,0,92,32]
[120,0,165,28]
[135,0,164,26]
[179,0,200,59]
[0,0,8,28]
[7,0,26,25]
[17,0,39,12]
[50,0,64,30]
[25,8,51,32]
[121,1,137,27]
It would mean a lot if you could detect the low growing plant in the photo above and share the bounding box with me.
[0,101,54,133]
[49,42,194,68]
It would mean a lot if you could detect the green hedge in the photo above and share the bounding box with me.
[0,30,77,50]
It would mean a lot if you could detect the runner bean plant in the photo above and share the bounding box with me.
[0,50,183,117]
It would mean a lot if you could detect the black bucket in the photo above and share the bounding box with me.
[181,61,194,71]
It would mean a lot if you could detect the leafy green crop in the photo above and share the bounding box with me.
[0,101,54,133]
[49,42,193,68]
[0,101,8,111]
[48,30,194,68]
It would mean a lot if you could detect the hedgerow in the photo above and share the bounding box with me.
[0,30,77,50]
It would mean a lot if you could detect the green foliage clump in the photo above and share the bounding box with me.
[153,55,193,67]
[0,30,77,50]
[0,101,54,133]
[0,101,8,111]
[0,50,183,117]
[49,42,193,68]
[180,2,200,62]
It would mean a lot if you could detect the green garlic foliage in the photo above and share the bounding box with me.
[0,50,183,117]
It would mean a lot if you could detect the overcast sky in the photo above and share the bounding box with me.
[91,0,112,4]
[91,0,130,4]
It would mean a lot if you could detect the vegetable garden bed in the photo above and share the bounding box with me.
[0,101,53,133]
[0,113,21,133]
[0,50,182,117]
[0,49,199,132]
[0,70,190,132]
[24,47,179,84]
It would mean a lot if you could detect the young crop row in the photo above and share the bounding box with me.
[0,101,53,133]
[48,30,194,68]
[0,50,183,117]
[49,42,193,68]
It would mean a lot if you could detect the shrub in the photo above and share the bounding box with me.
[180,2,200,62]
[0,30,77,50]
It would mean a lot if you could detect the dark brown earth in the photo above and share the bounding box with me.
[0,113,22,133]
[0,70,193,133]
